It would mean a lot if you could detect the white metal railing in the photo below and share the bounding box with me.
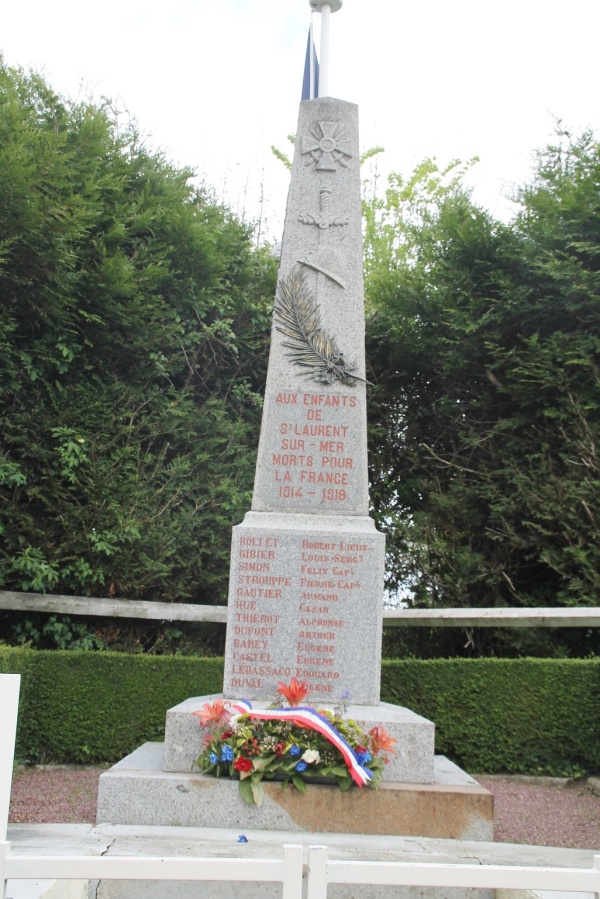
[0,674,19,842]
[1,843,599,898]
[2,675,599,898]
[2,590,600,628]
[0,842,304,899]
[306,846,600,896]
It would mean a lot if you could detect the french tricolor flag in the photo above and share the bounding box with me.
[301,27,319,100]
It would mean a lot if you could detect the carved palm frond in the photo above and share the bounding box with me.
[274,270,368,387]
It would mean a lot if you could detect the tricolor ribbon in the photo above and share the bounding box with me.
[231,700,372,787]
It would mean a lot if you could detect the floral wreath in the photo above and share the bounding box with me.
[194,678,396,806]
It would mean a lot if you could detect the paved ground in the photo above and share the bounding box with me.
[8,766,600,849]
[477,775,600,849]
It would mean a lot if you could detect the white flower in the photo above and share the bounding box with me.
[228,713,241,729]
[302,749,320,764]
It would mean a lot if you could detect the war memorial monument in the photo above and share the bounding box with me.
[97,0,493,875]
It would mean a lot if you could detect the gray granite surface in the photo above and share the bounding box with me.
[252,99,368,516]
[164,695,434,784]
[223,511,384,703]
[97,743,492,843]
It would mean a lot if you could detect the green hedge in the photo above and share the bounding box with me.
[0,647,223,763]
[382,658,600,777]
[2,648,599,775]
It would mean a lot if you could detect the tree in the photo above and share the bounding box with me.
[364,136,600,656]
[0,61,276,607]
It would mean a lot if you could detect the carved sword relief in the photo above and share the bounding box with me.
[299,184,349,230]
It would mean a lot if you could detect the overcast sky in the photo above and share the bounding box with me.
[2,0,600,240]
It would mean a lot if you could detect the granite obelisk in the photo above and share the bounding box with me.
[222,96,386,704]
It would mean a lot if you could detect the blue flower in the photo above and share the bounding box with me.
[209,752,219,765]
[289,744,301,757]
[295,760,308,772]
[221,745,234,762]
[237,835,248,843]
[357,750,372,765]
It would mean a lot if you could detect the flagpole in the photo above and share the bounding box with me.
[309,16,316,99]
[309,0,343,98]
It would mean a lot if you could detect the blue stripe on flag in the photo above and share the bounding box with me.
[301,30,319,100]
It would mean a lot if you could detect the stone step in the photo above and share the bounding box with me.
[163,695,435,783]
[96,742,492,841]
[9,822,595,899]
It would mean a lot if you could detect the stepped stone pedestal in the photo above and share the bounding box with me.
[97,741,493,841]
[97,694,493,842]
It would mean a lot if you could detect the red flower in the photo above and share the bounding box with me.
[276,677,309,707]
[369,725,397,755]
[274,743,285,756]
[233,756,253,772]
[355,745,367,756]
[192,699,231,727]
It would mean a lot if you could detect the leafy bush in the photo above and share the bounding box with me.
[0,610,226,656]
[365,135,600,657]
[0,60,275,607]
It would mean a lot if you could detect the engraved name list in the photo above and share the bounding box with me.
[224,528,378,700]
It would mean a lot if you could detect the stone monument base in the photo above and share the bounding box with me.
[98,694,493,841]
[97,742,493,841]
[164,694,436,783]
